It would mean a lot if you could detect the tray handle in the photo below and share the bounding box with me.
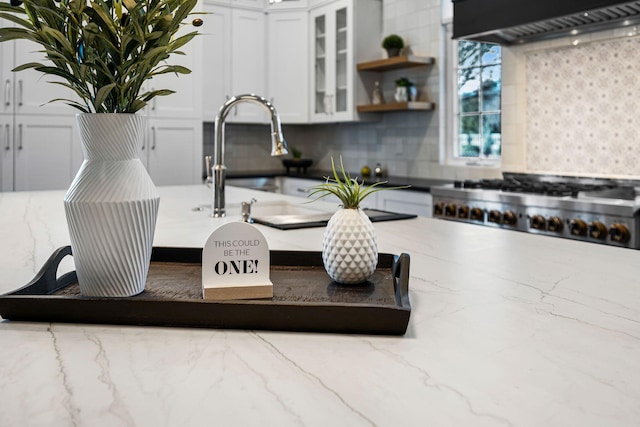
[393,253,411,310]
[10,246,77,296]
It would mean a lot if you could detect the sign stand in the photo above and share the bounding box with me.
[202,222,272,300]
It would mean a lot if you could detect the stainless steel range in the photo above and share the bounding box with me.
[431,173,640,249]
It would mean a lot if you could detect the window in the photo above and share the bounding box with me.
[442,23,502,164]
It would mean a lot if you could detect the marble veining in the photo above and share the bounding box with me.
[1,185,639,426]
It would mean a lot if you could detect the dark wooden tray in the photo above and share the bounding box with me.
[0,246,411,335]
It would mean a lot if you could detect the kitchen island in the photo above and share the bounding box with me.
[1,185,639,427]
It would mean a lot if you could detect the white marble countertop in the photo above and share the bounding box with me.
[1,185,639,427]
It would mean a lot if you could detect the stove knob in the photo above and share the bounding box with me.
[503,210,517,226]
[569,219,588,236]
[530,215,546,230]
[588,221,607,240]
[488,210,502,224]
[609,223,630,244]
[444,203,457,217]
[470,207,484,221]
[458,205,469,219]
[547,216,564,233]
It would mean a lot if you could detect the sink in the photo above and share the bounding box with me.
[251,200,417,230]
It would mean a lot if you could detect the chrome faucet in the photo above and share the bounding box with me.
[212,94,288,217]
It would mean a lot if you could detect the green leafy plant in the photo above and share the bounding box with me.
[382,34,404,50]
[308,157,409,209]
[395,77,413,87]
[290,146,302,159]
[0,0,202,113]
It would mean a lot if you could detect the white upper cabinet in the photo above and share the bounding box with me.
[203,3,268,123]
[1,18,77,115]
[202,5,232,119]
[145,12,204,119]
[267,11,309,123]
[309,0,381,123]
[228,8,268,123]
[202,0,381,124]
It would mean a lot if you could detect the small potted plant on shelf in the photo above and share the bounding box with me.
[0,0,203,297]
[394,77,416,102]
[382,34,404,57]
[308,157,409,285]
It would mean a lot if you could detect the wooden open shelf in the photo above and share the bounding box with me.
[357,102,436,113]
[357,55,435,72]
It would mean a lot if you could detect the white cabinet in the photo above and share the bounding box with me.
[0,114,13,191]
[378,189,433,218]
[277,176,376,210]
[229,8,268,123]
[140,118,203,186]
[202,4,268,123]
[146,18,204,119]
[276,177,431,216]
[11,115,82,191]
[1,16,83,192]
[309,0,381,123]
[267,11,309,123]
[202,4,232,119]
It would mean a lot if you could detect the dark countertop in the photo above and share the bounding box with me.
[226,169,452,193]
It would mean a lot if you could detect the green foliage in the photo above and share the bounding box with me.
[0,0,201,113]
[290,146,302,159]
[395,77,413,87]
[308,157,409,210]
[382,34,403,50]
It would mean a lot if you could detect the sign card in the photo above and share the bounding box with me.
[202,221,272,300]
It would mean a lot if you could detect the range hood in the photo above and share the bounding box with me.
[453,0,640,44]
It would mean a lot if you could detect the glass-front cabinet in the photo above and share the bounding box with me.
[309,0,381,123]
[310,3,350,122]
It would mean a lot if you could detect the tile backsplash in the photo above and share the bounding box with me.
[526,36,640,177]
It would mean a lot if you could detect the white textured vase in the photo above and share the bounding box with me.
[322,208,378,284]
[64,114,160,297]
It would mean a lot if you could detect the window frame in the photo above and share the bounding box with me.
[441,22,502,168]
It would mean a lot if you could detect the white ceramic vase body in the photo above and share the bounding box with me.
[64,114,160,297]
[322,208,378,284]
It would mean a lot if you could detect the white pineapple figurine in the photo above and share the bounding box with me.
[309,158,408,284]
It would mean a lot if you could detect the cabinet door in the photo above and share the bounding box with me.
[378,190,433,218]
[309,5,331,122]
[228,8,268,123]
[13,39,78,115]
[310,2,352,122]
[267,11,309,123]
[146,118,203,186]
[0,115,12,191]
[148,18,204,119]
[0,19,12,115]
[202,4,232,119]
[13,115,81,191]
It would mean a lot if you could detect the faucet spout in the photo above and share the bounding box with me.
[212,94,288,217]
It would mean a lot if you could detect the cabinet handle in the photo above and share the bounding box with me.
[18,80,23,107]
[151,126,156,150]
[3,124,9,151]
[17,124,23,150]
[4,80,10,107]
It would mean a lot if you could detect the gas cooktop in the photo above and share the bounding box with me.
[431,173,640,249]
